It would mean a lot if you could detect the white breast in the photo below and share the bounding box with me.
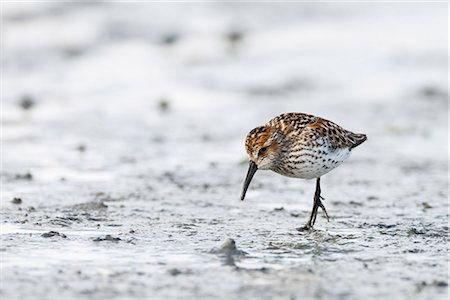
[289,146,351,179]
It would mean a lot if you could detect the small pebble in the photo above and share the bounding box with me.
[168,268,182,276]
[422,202,432,210]
[210,238,247,256]
[76,144,86,152]
[225,30,244,43]
[12,197,22,204]
[158,98,170,112]
[19,95,35,110]
[160,32,179,45]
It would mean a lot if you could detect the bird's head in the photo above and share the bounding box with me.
[240,125,282,200]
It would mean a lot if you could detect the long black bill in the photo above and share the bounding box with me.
[240,161,258,201]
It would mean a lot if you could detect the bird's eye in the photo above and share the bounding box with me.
[258,147,268,156]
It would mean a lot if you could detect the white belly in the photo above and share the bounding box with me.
[285,147,351,179]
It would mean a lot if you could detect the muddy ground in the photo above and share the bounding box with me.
[1,2,448,300]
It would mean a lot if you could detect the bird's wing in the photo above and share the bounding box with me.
[304,117,366,149]
[268,112,366,149]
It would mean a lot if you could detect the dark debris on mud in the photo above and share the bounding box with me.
[19,94,36,110]
[93,235,121,242]
[41,231,67,238]
[12,197,22,204]
[72,201,108,211]
[14,172,33,181]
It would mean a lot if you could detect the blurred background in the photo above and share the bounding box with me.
[1,2,448,300]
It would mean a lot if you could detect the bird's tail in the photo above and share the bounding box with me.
[350,133,367,149]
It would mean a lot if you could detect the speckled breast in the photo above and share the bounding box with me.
[272,145,351,179]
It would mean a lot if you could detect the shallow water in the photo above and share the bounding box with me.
[1,2,449,300]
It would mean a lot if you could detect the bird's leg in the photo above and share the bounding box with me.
[298,178,330,231]
[300,177,331,231]
[298,178,321,231]
[310,177,322,225]
[313,178,330,222]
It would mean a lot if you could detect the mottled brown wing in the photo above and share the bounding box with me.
[269,112,366,150]
[305,118,366,149]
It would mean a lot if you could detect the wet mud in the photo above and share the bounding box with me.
[1,2,448,300]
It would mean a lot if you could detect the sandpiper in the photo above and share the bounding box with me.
[240,112,367,230]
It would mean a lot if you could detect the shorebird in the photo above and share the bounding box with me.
[240,112,367,230]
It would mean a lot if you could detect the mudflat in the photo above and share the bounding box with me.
[2,2,448,299]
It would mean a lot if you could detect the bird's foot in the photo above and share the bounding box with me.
[317,197,330,222]
[318,202,330,222]
[297,223,315,232]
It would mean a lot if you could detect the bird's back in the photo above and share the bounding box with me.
[268,112,366,150]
